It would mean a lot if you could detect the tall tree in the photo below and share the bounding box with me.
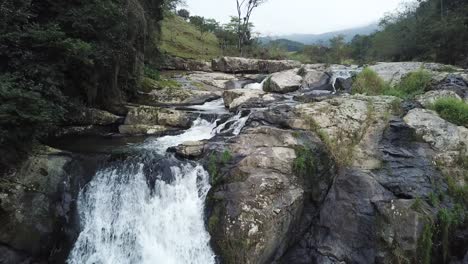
[235,0,267,56]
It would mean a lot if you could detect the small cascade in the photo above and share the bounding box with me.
[214,111,251,136]
[183,98,228,114]
[244,77,268,90]
[329,66,362,93]
[68,106,251,264]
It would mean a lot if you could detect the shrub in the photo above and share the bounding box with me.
[431,98,468,127]
[293,147,315,178]
[387,70,432,99]
[352,67,389,95]
[144,66,161,80]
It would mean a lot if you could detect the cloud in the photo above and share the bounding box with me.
[186,0,407,35]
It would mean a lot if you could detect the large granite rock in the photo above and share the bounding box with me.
[136,88,221,106]
[160,56,212,71]
[119,106,195,134]
[404,108,468,153]
[264,70,303,94]
[368,62,464,86]
[289,95,398,169]
[0,146,102,263]
[67,108,122,126]
[223,89,282,111]
[301,68,330,89]
[206,126,335,264]
[187,71,239,89]
[212,57,301,74]
[415,90,462,108]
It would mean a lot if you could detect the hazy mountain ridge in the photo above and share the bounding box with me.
[261,23,379,45]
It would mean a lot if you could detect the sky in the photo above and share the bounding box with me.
[185,0,409,36]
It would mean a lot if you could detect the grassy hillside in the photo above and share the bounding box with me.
[161,15,221,60]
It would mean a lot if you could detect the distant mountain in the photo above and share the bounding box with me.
[261,23,379,45]
[264,39,305,52]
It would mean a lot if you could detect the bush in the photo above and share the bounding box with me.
[352,67,389,95]
[386,70,432,99]
[431,98,468,127]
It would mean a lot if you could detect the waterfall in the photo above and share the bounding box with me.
[68,112,250,264]
[329,66,362,93]
[244,77,268,90]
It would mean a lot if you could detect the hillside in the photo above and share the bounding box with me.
[264,39,305,52]
[160,15,221,60]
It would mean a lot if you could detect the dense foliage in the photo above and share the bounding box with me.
[0,0,165,171]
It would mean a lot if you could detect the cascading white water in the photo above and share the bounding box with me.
[184,99,228,114]
[68,162,214,264]
[244,77,268,90]
[214,111,251,136]
[329,66,362,93]
[68,112,250,264]
[143,118,219,153]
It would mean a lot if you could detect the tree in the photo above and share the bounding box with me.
[235,0,267,56]
[328,35,348,64]
[177,9,190,20]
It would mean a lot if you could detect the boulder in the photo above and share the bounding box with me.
[258,59,302,73]
[301,69,330,89]
[212,57,259,73]
[415,90,462,108]
[403,108,468,153]
[223,89,281,111]
[170,140,206,158]
[212,57,301,74]
[281,169,395,264]
[0,146,100,263]
[137,89,221,106]
[334,77,353,93]
[206,127,335,264]
[118,124,171,135]
[374,118,444,198]
[187,72,238,89]
[68,108,122,126]
[160,56,211,71]
[123,106,193,128]
[434,74,468,100]
[374,199,432,262]
[264,70,303,94]
[290,95,397,169]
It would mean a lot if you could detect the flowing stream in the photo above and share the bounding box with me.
[68,110,248,264]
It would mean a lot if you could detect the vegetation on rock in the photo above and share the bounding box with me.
[431,98,468,127]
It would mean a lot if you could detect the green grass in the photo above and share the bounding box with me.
[431,98,468,127]
[160,15,221,60]
[352,68,433,99]
[286,51,311,63]
[352,67,390,95]
[385,70,432,99]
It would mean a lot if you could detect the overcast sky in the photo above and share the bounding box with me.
[185,0,409,35]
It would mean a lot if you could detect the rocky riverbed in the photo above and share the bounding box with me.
[1,57,467,264]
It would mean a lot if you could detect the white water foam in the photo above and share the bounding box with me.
[143,118,219,154]
[68,111,251,264]
[244,77,268,90]
[68,162,215,264]
[184,99,228,114]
